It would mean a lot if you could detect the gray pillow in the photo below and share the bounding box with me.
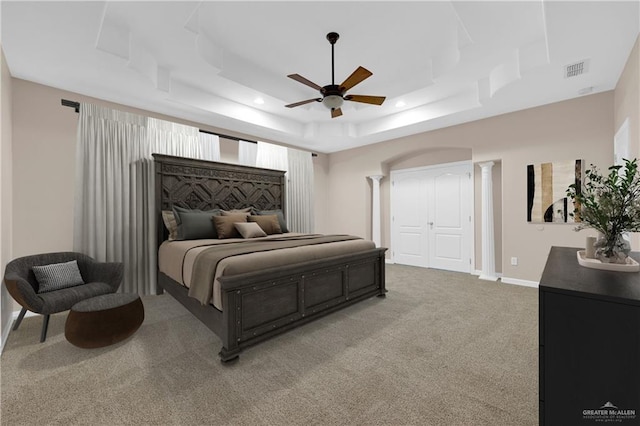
[32,260,85,293]
[172,206,222,240]
[256,209,289,233]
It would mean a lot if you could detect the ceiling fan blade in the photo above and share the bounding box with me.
[287,74,323,91]
[344,95,386,106]
[331,108,343,118]
[339,66,373,91]
[285,98,322,108]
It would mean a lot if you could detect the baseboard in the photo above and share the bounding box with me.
[473,270,503,278]
[501,276,539,288]
[385,259,394,264]
[1,316,12,353]
[2,309,37,353]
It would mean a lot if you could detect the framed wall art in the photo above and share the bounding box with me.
[527,159,583,223]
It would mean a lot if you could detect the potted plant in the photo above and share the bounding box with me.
[567,158,640,263]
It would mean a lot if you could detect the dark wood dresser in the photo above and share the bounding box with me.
[539,246,640,425]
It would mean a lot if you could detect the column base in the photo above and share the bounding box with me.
[478,274,499,281]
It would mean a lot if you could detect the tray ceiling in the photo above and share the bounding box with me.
[2,1,638,153]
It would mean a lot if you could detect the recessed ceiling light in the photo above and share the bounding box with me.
[254,98,265,105]
[395,101,406,107]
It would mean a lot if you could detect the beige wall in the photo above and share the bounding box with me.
[614,35,640,249]
[1,47,14,347]
[218,138,238,164]
[12,81,78,256]
[615,36,639,157]
[326,92,614,283]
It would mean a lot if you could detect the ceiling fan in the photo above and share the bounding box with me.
[285,32,386,118]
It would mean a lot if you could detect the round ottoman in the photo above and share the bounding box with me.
[65,293,144,349]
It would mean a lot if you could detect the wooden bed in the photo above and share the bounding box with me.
[153,154,387,362]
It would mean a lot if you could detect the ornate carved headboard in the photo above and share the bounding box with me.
[153,154,286,244]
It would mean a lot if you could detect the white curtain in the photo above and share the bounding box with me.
[287,148,314,233]
[75,104,219,294]
[256,141,288,171]
[196,132,221,162]
[74,104,148,271]
[256,141,314,233]
[238,140,257,166]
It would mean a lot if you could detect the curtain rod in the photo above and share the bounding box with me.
[61,99,256,142]
[61,99,80,112]
[61,99,317,156]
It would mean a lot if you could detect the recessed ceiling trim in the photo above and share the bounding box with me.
[95,17,130,60]
[489,50,521,97]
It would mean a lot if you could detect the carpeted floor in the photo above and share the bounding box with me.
[1,264,538,425]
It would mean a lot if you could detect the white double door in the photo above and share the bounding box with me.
[391,162,472,273]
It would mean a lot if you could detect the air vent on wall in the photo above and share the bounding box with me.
[564,59,590,78]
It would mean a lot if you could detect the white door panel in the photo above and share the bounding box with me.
[399,232,423,257]
[428,165,471,272]
[392,162,472,273]
[434,234,463,259]
[391,172,427,267]
[434,174,462,227]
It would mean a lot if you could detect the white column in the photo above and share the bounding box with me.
[368,175,384,247]
[478,162,498,281]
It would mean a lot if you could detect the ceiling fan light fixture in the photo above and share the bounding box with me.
[286,32,385,118]
[322,95,344,109]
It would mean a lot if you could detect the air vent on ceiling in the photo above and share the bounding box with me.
[564,59,590,78]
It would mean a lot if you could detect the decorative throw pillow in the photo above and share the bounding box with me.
[221,208,253,218]
[172,206,222,240]
[255,209,289,233]
[234,222,267,239]
[223,207,252,213]
[161,210,178,240]
[32,260,85,293]
[248,215,282,235]
[212,214,247,239]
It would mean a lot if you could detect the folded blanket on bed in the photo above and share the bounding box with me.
[188,234,362,305]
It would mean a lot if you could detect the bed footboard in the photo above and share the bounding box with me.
[159,248,386,361]
[217,247,386,361]
[159,247,387,362]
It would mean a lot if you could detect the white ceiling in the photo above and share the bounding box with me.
[2,1,639,153]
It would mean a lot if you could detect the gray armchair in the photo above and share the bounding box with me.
[3,252,123,342]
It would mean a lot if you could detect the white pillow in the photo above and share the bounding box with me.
[162,210,178,240]
[234,222,267,239]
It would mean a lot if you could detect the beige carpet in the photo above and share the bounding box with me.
[1,265,538,425]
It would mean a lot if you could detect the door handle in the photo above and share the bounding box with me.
[428,222,434,229]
